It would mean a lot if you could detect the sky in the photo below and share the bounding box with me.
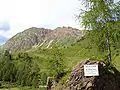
[0,0,83,45]
[0,0,119,45]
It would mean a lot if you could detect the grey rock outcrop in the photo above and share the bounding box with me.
[3,27,83,52]
[67,60,119,90]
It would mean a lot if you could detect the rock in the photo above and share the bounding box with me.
[67,60,119,90]
[47,77,53,90]
[3,27,83,52]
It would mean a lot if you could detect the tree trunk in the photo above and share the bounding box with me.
[106,30,111,66]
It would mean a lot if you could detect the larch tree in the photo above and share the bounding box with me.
[78,0,120,65]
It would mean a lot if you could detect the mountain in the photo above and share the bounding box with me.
[3,26,83,52]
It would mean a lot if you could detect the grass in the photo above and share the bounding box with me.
[26,37,120,73]
[5,36,120,90]
[0,87,46,90]
[0,81,46,90]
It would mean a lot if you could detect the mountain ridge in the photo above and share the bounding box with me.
[3,26,83,52]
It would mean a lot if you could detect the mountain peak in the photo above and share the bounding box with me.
[3,27,83,52]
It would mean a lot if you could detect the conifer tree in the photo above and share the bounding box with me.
[79,0,120,65]
[49,44,66,83]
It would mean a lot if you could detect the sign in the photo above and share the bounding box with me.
[84,64,99,76]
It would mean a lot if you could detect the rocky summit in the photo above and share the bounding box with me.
[3,26,83,52]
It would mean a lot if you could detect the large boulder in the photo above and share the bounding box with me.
[67,60,119,90]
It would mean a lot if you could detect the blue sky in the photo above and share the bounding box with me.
[0,0,119,45]
[0,21,10,31]
[0,36,7,45]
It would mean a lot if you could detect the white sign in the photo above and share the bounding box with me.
[84,64,99,76]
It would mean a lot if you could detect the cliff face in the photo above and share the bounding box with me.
[3,27,83,52]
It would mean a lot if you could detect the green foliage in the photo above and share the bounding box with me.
[0,51,41,87]
[48,44,66,82]
[79,0,120,65]
[0,46,67,87]
[1,31,120,88]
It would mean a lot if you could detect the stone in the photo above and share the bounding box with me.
[66,60,119,90]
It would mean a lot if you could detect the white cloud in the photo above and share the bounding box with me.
[0,0,119,40]
[114,0,120,3]
[0,0,83,39]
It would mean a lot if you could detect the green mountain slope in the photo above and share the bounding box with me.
[0,27,120,89]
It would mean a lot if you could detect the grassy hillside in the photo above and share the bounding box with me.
[0,34,120,89]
